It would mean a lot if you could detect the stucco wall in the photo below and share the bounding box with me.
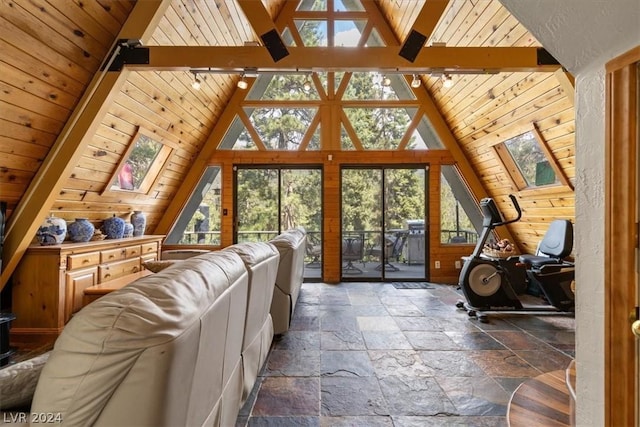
[498,1,640,426]
[574,68,606,427]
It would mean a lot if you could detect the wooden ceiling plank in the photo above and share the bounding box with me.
[0,0,172,290]
[554,68,575,106]
[139,45,560,73]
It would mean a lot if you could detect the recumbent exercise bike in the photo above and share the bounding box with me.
[456,194,575,322]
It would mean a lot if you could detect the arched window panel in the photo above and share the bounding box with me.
[335,0,364,11]
[340,124,357,150]
[305,124,322,151]
[246,107,318,151]
[259,74,321,101]
[281,27,297,47]
[165,165,222,246]
[440,165,482,245]
[297,0,326,11]
[343,107,412,150]
[218,114,258,151]
[406,110,444,150]
[334,20,367,46]
[365,27,384,47]
[342,72,402,101]
[294,19,328,46]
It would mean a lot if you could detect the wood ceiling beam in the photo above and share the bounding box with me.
[128,45,560,73]
[237,0,280,38]
[0,0,172,290]
[410,0,450,40]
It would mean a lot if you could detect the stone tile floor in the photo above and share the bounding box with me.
[236,282,575,427]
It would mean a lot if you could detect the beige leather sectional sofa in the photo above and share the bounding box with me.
[13,230,306,426]
[269,228,306,334]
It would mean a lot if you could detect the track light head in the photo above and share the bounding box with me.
[192,76,201,90]
[410,74,421,88]
[237,76,248,90]
[442,74,454,88]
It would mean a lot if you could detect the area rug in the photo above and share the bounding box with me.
[391,282,435,289]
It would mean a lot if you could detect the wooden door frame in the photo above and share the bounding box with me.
[605,45,640,427]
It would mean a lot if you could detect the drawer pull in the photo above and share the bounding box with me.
[83,259,89,264]
[104,274,111,279]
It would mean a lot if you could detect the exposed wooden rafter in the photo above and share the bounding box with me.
[126,45,560,73]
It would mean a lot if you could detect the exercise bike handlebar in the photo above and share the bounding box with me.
[496,194,522,226]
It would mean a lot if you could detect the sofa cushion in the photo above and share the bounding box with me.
[269,229,306,334]
[161,249,211,260]
[0,352,50,410]
[142,259,181,273]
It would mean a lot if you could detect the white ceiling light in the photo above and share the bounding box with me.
[411,74,421,88]
[442,74,454,88]
[237,76,248,90]
[303,75,312,91]
[191,74,201,90]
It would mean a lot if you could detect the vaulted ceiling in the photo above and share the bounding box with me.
[0,0,575,285]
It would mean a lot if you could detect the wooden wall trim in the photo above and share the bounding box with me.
[604,45,639,427]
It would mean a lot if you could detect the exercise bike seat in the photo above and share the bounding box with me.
[519,220,573,269]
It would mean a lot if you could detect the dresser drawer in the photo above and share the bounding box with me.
[101,247,128,263]
[98,258,141,282]
[140,253,158,264]
[67,252,100,270]
[141,242,158,255]
[125,245,141,258]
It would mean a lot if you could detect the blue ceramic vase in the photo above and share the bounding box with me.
[131,211,146,236]
[36,215,67,245]
[123,223,134,238]
[103,215,125,239]
[68,218,95,243]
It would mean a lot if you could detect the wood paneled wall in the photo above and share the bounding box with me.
[0,0,135,217]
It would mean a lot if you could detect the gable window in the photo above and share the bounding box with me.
[165,166,222,245]
[491,125,572,191]
[106,128,172,195]
[504,131,557,187]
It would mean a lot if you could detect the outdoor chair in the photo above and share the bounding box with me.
[342,234,364,274]
[305,235,322,268]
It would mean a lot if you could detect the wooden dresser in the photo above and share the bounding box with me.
[10,235,164,343]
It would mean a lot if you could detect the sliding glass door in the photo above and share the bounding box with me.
[341,166,428,281]
[235,166,322,280]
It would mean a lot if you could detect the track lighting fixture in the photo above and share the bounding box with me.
[442,74,454,88]
[410,74,421,88]
[303,77,312,92]
[237,75,248,90]
[191,74,201,90]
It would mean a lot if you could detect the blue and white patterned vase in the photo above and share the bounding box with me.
[131,211,146,236]
[123,222,134,238]
[36,215,67,245]
[67,218,95,243]
[102,215,125,239]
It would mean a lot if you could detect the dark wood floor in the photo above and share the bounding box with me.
[507,368,572,426]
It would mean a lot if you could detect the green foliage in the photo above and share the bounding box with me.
[127,134,162,189]
[504,131,557,187]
